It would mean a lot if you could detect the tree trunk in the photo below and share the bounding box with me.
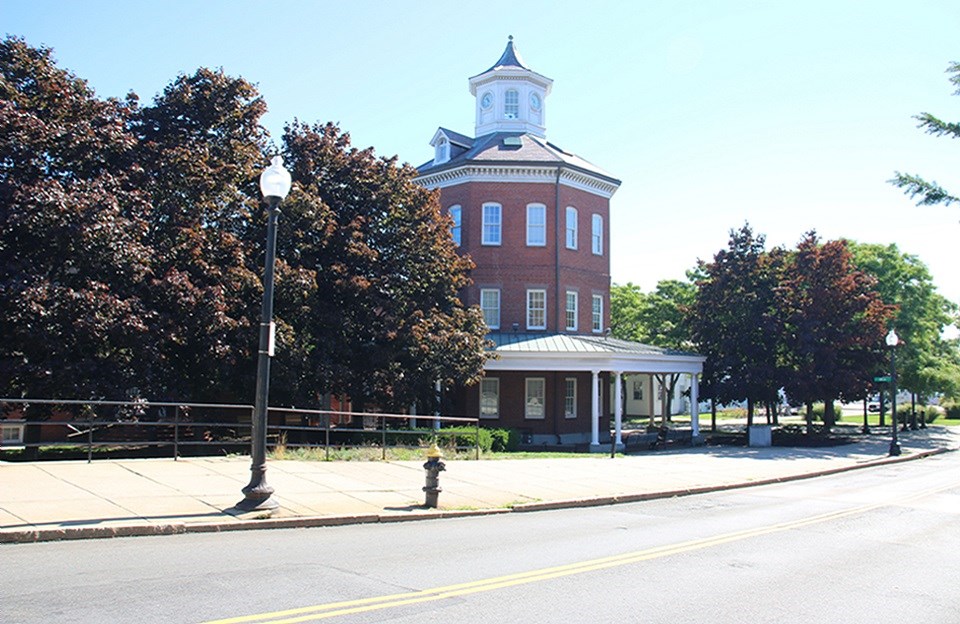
[823,397,835,432]
[711,398,717,432]
[747,397,754,428]
[805,402,813,435]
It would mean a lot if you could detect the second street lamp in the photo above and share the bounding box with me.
[237,155,291,512]
[886,329,901,457]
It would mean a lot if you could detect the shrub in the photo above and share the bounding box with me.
[919,406,940,425]
[811,403,842,423]
[940,401,960,420]
[488,428,521,452]
[434,426,493,452]
[432,426,521,452]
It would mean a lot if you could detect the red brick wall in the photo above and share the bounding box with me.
[440,180,611,333]
[455,371,611,437]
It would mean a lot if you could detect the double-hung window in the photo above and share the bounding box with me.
[480,378,500,419]
[591,214,603,255]
[504,89,519,118]
[525,378,546,419]
[565,206,578,249]
[449,205,462,246]
[482,203,502,246]
[564,378,577,419]
[592,295,603,333]
[480,288,501,330]
[527,289,546,330]
[565,291,578,331]
[526,203,546,246]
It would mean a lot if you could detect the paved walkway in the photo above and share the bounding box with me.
[2,426,958,543]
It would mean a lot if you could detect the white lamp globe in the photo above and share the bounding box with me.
[259,155,292,201]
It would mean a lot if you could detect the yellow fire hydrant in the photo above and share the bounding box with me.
[422,443,446,508]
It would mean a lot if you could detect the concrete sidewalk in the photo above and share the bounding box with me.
[2,426,958,544]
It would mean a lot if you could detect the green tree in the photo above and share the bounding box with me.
[0,37,153,400]
[610,282,645,343]
[779,234,894,431]
[133,67,268,402]
[891,61,960,208]
[611,279,696,422]
[689,224,784,425]
[276,121,489,412]
[849,241,960,401]
[0,37,490,417]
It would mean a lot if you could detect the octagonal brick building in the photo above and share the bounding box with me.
[415,38,704,448]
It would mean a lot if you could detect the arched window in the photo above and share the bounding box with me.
[449,205,462,246]
[565,206,578,250]
[526,203,546,246]
[591,214,603,255]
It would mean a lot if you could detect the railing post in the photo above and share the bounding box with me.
[381,414,387,460]
[324,412,330,461]
[87,411,93,464]
[475,419,480,460]
[173,405,179,461]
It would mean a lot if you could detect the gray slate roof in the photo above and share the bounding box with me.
[418,131,620,185]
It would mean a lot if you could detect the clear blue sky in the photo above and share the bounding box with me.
[5,0,959,309]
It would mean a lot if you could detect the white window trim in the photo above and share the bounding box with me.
[480,288,501,330]
[482,203,502,246]
[526,203,546,247]
[591,214,603,255]
[480,378,500,420]
[449,205,462,247]
[565,206,578,250]
[1,423,25,446]
[527,289,547,330]
[564,378,577,419]
[565,290,578,331]
[525,377,546,420]
[435,138,450,165]
[592,294,604,333]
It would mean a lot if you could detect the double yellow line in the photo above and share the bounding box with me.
[204,481,957,624]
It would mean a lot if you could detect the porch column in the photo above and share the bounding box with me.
[647,374,655,429]
[614,371,623,445]
[591,369,600,446]
[690,373,700,439]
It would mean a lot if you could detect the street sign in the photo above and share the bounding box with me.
[873,375,892,383]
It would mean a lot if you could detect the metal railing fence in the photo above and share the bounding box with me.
[0,398,481,462]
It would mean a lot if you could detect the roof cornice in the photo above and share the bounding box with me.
[414,163,621,199]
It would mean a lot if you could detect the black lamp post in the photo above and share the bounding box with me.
[886,329,901,457]
[237,155,291,512]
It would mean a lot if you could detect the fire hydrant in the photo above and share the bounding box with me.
[422,443,446,508]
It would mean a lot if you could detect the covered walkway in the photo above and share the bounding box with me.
[486,333,706,450]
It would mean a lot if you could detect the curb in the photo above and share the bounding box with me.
[1,447,951,544]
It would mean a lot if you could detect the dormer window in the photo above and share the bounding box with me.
[435,137,450,164]
[504,90,519,119]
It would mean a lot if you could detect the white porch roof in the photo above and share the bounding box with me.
[484,333,705,374]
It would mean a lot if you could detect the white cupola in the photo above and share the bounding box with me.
[469,36,553,138]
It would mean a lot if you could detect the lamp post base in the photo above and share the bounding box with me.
[236,468,279,512]
[888,441,901,457]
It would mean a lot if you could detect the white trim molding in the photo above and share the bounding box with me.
[415,164,620,199]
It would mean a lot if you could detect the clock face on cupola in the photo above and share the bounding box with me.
[469,36,553,138]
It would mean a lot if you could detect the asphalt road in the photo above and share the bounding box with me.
[3,452,959,624]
